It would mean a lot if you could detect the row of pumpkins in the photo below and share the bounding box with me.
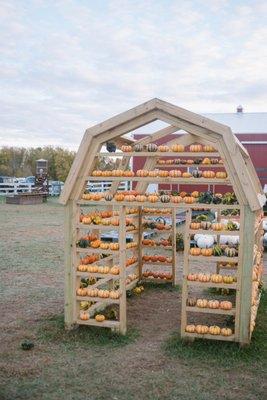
[185,325,233,336]
[77,239,138,251]
[187,273,236,284]
[91,168,227,179]
[77,287,120,299]
[83,192,199,204]
[157,157,222,165]
[120,143,216,152]
[187,298,233,310]
[189,245,238,257]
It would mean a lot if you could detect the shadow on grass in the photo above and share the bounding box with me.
[163,289,267,366]
[37,314,139,349]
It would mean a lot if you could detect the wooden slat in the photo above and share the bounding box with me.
[183,332,235,342]
[181,208,191,338]
[97,151,220,157]
[119,206,127,334]
[87,176,231,185]
[186,306,236,315]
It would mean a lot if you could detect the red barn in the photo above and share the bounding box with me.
[133,106,267,193]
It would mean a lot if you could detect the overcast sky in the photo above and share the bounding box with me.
[0,0,267,150]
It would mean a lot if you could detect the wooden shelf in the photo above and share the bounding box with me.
[141,245,172,251]
[142,261,173,266]
[77,318,120,328]
[76,247,138,255]
[77,224,138,233]
[186,306,236,315]
[156,163,223,168]
[76,271,116,279]
[77,200,240,210]
[183,332,235,342]
[87,176,231,185]
[76,296,120,304]
[188,255,239,263]
[126,278,139,291]
[186,280,237,289]
[97,152,220,157]
[189,229,240,236]
[141,277,172,283]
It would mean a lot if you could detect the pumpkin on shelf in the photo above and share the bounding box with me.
[133,143,143,152]
[95,314,105,322]
[136,194,147,202]
[100,242,109,250]
[110,266,120,275]
[109,290,120,299]
[171,144,185,152]
[147,194,159,203]
[190,248,201,256]
[114,193,125,202]
[220,301,233,310]
[91,239,101,248]
[203,170,215,178]
[123,170,135,177]
[221,327,233,336]
[169,169,182,177]
[200,221,212,230]
[136,169,149,177]
[148,170,158,177]
[198,273,210,282]
[212,223,224,231]
[207,300,220,309]
[76,287,87,296]
[202,157,211,165]
[184,196,195,204]
[186,159,194,165]
[102,170,112,177]
[98,289,110,298]
[209,326,221,335]
[147,143,158,152]
[190,222,201,230]
[216,171,228,179]
[160,195,171,203]
[195,325,209,334]
[124,195,136,202]
[222,275,234,284]
[187,298,197,307]
[158,170,169,177]
[187,273,198,281]
[92,170,102,176]
[224,247,237,257]
[105,193,113,202]
[171,195,182,203]
[182,172,192,178]
[109,243,119,250]
[158,145,169,152]
[190,144,203,152]
[203,145,216,152]
[90,193,103,201]
[121,145,132,152]
[192,170,203,178]
[185,324,196,333]
[80,311,89,321]
[196,299,208,308]
[201,248,213,256]
[210,274,223,283]
[191,191,199,198]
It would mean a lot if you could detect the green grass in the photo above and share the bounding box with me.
[37,313,139,348]
[164,289,267,367]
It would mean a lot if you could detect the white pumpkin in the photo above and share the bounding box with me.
[219,235,230,245]
[227,235,239,245]
[197,235,214,248]
[262,220,267,231]
[263,232,267,241]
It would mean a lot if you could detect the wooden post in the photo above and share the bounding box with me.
[64,200,75,329]
[172,208,178,285]
[119,205,127,335]
[180,208,192,337]
[138,206,143,280]
[238,205,255,345]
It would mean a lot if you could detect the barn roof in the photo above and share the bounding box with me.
[59,98,265,211]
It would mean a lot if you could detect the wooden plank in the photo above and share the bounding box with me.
[183,332,235,342]
[172,208,177,285]
[138,207,143,280]
[64,200,75,329]
[181,208,192,338]
[77,319,120,328]
[187,281,237,289]
[188,255,239,263]
[119,206,127,334]
[97,151,220,157]
[238,205,255,344]
[189,229,240,236]
[76,296,120,304]
[87,176,231,185]
[186,306,236,315]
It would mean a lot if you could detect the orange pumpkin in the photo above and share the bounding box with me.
[136,169,148,177]
[202,170,215,178]
[185,324,195,333]
[202,157,211,165]
[186,159,194,165]
[190,248,201,256]
[216,171,227,179]
[124,195,136,202]
[212,223,223,231]
[158,145,169,152]
[91,239,101,248]
[136,194,147,202]
[203,145,216,152]
[158,170,169,177]
[187,273,198,281]
[190,222,201,230]
[169,170,182,177]
[220,301,232,310]
[182,172,192,178]
[171,144,185,152]
[201,248,213,256]
[123,170,135,177]
[184,196,195,204]
[221,327,232,336]
[121,145,132,152]
[147,195,159,203]
[191,191,199,198]
[92,170,102,176]
[148,170,158,177]
[171,195,182,203]
[114,193,125,201]
[190,144,202,152]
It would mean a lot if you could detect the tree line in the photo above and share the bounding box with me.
[0,147,76,182]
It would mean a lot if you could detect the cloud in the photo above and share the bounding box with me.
[0,0,266,149]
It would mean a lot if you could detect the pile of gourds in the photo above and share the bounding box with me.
[76,287,120,299]
[142,270,172,280]
[142,255,173,263]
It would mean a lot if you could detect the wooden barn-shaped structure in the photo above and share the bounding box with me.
[59,98,265,345]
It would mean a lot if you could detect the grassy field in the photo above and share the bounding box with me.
[0,198,266,400]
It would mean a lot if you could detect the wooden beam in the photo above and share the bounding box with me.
[64,200,75,329]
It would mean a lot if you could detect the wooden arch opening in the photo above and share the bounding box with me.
[60,99,265,345]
